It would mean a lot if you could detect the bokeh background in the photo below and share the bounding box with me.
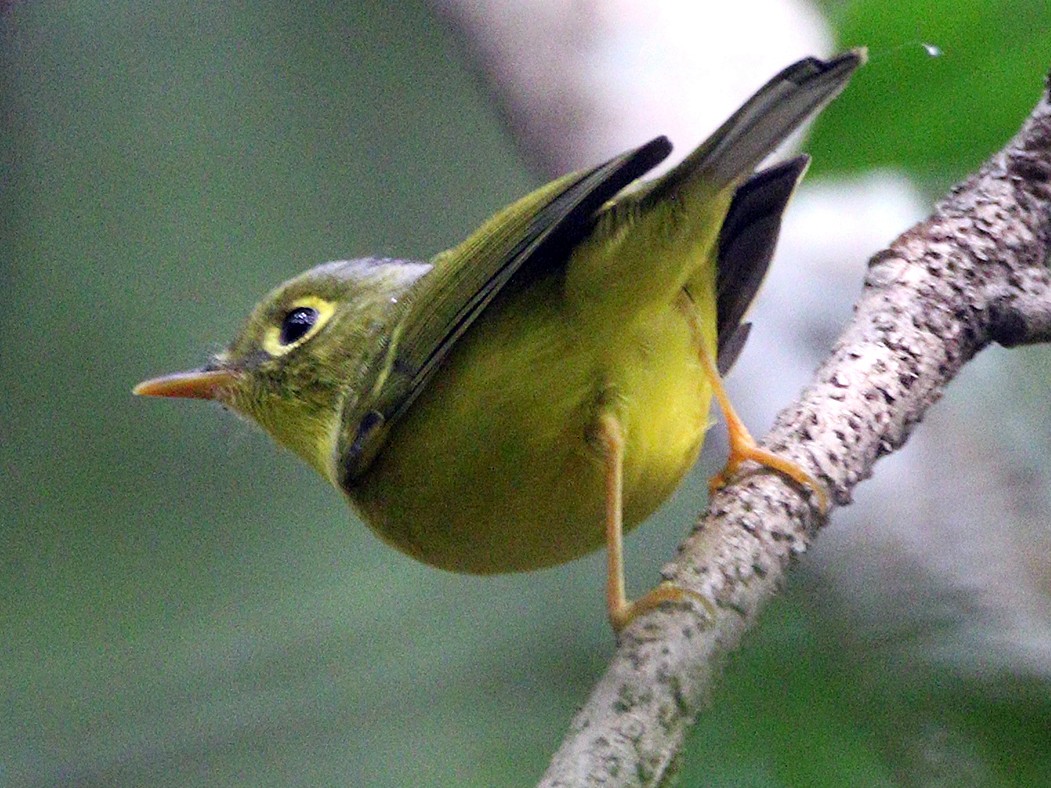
[3,1,1051,785]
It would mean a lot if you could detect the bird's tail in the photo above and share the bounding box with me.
[564,51,863,322]
[644,49,865,206]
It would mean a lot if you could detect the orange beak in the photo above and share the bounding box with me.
[133,368,238,400]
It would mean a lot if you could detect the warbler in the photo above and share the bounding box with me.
[136,51,861,631]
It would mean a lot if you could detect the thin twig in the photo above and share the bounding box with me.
[540,72,1051,788]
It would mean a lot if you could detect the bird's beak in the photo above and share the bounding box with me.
[133,367,239,401]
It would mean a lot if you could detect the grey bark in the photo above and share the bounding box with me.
[540,75,1051,787]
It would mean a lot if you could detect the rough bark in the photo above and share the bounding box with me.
[540,74,1051,788]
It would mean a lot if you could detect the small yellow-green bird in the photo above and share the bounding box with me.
[136,51,861,631]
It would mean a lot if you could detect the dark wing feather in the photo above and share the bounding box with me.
[715,155,808,374]
[395,136,671,405]
[338,136,672,483]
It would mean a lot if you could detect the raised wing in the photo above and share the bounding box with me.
[337,136,672,485]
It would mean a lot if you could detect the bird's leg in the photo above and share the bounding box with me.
[697,342,828,511]
[596,413,712,633]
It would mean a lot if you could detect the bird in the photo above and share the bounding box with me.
[135,51,862,632]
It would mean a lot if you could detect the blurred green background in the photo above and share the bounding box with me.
[3,1,1050,785]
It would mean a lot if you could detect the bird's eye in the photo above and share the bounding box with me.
[279,306,319,345]
[262,296,335,357]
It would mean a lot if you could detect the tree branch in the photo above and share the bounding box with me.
[540,73,1051,787]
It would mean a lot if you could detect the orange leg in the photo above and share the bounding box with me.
[596,413,713,633]
[697,342,828,511]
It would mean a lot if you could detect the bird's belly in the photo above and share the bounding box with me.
[347,286,713,574]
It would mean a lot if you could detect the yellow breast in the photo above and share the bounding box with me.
[347,272,714,574]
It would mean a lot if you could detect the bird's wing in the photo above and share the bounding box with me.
[714,155,809,374]
[337,136,672,483]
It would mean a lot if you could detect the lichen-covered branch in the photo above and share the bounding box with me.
[540,74,1051,788]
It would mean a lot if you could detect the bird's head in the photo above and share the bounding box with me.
[134,258,429,481]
